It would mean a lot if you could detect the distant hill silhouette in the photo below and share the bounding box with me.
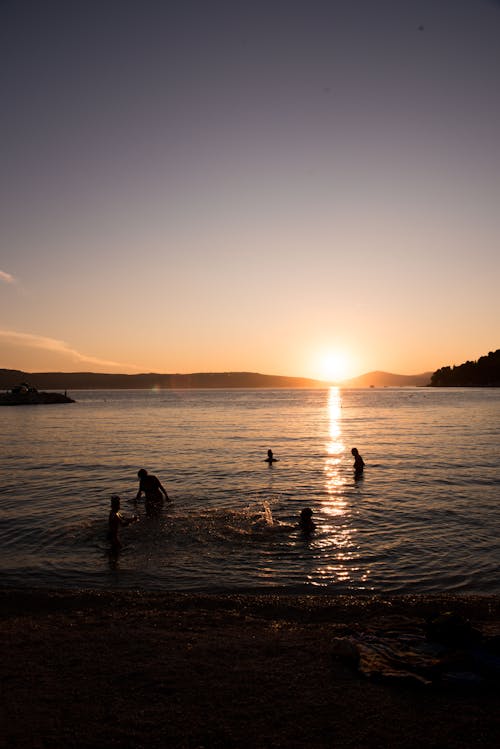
[430,349,500,387]
[340,371,432,388]
[0,369,327,390]
[0,368,433,390]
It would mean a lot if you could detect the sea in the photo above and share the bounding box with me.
[1,387,499,595]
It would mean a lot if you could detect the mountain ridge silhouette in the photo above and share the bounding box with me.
[0,368,432,389]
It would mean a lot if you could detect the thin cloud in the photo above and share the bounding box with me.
[0,270,16,284]
[0,330,142,371]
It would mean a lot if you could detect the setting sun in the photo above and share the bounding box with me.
[315,351,351,383]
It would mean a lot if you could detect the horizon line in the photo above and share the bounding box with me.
[0,366,434,384]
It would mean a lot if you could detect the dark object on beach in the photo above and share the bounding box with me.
[0,383,74,405]
[425,612,482,647]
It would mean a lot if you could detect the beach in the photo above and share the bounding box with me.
[2,590,500,748]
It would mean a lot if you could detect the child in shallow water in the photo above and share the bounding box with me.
[108,495,138,549]
[299,507,315,535]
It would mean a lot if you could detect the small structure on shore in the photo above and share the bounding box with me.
[0,382,75,406]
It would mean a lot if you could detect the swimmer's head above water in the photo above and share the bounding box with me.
[299,507,315,533]
[265,449,278,463]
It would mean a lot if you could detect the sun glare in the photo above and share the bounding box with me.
[316,351,350,383]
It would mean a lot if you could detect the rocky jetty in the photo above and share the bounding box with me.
[0,383,74,405]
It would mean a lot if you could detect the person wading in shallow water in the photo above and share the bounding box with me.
[135,468,170,514]
[351,447,365,477]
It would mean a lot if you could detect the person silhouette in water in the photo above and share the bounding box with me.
[136,468,170,514]
[351,447,365,477]
[108,495,138,550]
[299,507,315,535]
[264,449,279,464]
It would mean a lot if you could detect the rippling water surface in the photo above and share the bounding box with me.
[1,387,499,594]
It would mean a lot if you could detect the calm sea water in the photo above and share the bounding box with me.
[1,388,499,595]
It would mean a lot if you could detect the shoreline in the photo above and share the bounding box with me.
[3,588,500,747]
[3,585,500,614]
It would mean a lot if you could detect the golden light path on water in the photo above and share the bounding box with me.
[313,387,370,588]
[324,386,345,512]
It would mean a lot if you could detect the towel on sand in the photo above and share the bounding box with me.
[331,612,500,687]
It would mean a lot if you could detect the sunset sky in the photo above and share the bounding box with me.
[1,0,499,381]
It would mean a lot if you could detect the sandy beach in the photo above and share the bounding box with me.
[2,589,500,748]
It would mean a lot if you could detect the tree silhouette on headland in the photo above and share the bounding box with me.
[430,349,500,387]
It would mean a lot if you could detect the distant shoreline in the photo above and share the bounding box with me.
[0,368,432,390]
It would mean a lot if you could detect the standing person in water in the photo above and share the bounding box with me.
[135,468,170,512]
[351,447,365,476]
[264,449,279,464]
[108,495,138,550]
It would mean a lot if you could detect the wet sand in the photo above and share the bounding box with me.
[2,589,500,748]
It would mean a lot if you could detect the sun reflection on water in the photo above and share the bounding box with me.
[323,387,346,515]
[314,387,368,587]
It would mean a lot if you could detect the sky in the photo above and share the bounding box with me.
[1,0,499,381]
